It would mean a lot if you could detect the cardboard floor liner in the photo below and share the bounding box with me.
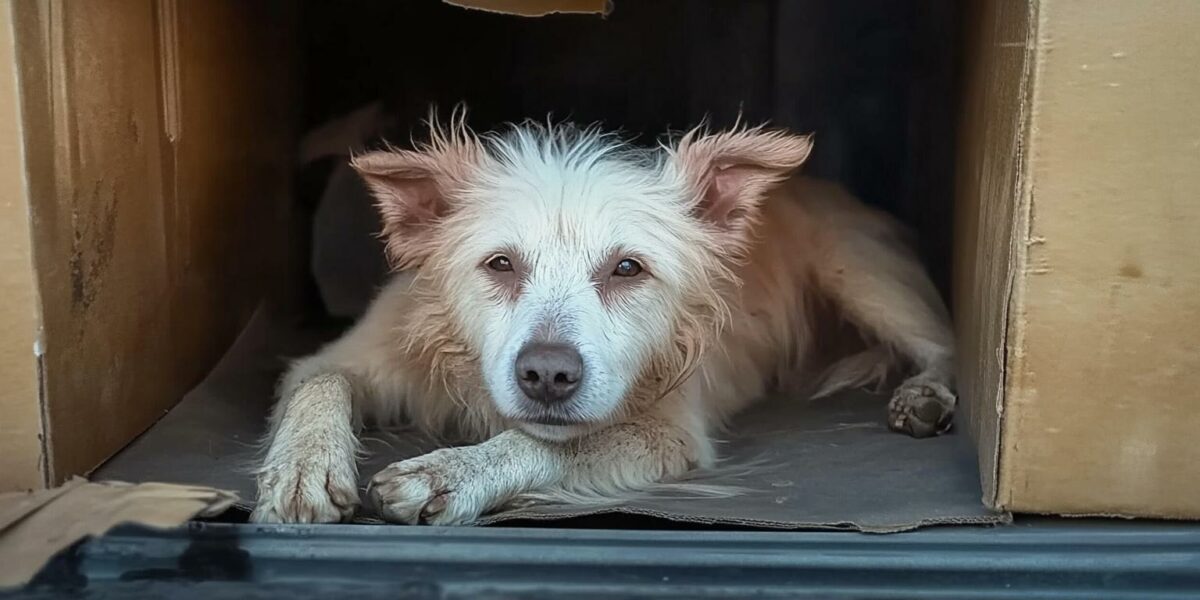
[96,312,1008,533]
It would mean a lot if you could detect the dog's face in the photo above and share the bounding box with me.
[354,119,811,440]
[435,140,703,442]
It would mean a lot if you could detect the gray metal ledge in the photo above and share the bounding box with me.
[7,518,1200,599]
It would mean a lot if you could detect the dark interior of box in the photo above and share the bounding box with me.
[96,0,1006,531]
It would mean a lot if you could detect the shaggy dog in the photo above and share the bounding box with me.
[252,114,957,524]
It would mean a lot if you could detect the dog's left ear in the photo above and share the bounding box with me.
[671,127,813,239]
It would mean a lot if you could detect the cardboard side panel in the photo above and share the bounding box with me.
[953,0,1037,506]
[1002,0,1200,517]
[0,3,45,491]
[11,0,295,483]
[156,0,297,398]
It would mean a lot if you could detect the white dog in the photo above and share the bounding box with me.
[251,114,957,525]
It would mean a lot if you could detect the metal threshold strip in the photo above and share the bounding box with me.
[8,518,1200,599]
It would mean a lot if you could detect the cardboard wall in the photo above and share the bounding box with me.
[954,0,1037,509]
[6,0,297,487]
[0,3,44,491]
[998,0,1200,516]
[960,0,1200,517]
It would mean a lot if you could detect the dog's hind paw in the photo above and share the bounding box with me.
[887,378,956,438]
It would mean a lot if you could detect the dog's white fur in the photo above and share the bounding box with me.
[251,115,956,525]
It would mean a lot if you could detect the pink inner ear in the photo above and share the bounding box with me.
[357,166,450,232]
[700,164,756,228]
[351,149,456,231]
[678,127,814,234]
[401,177,447,226]
[361,171,450,270]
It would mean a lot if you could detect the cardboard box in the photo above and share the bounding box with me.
[0,0,1196,522]
[956,0,1200,517]
[0,0,297,490]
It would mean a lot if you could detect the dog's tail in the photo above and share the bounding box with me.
[809,344,896,399]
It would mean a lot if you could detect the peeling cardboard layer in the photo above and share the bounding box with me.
[443,0,609,17]
[0,478,237,588]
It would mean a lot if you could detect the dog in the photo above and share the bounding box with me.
[251,114,957,524]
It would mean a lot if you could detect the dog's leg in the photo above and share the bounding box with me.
[369,410,706,525]
[252,282,415,524]
[814,211,957,438]
[251,368,361,523]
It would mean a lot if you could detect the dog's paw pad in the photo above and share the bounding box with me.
[887,380,956,439]
[368,450,484,526]
[251,456,359,524]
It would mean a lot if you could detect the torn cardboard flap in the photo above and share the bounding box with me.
[0,478,237,588]
[443,0,609,17]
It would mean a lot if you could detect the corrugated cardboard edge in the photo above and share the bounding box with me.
[0,478,238,588]
[0,0,48,493]
[443,0,610,17]
[992,0,1042,510]
[955,0,1042,511]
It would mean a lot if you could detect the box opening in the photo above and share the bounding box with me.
[34,0,1004,531]
[10,0,1198,526]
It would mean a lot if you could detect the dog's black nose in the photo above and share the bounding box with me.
[515,343,583,405]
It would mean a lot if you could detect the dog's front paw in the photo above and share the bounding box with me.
[887,378,957,438]
[369,448,495,526]
[251,453,359,524]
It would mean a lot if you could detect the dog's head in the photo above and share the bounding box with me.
[352,115,812,440]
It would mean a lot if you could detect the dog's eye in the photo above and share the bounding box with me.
[613,258,643,277]
[486,255,514,272]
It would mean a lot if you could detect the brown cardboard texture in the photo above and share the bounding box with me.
[0,478,237,588]
[1,0,296,490]
[956,0,1200,518]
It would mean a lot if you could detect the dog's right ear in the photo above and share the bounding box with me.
[351,138,482,270]
[351,150,448,270]
[351,108,483,270]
